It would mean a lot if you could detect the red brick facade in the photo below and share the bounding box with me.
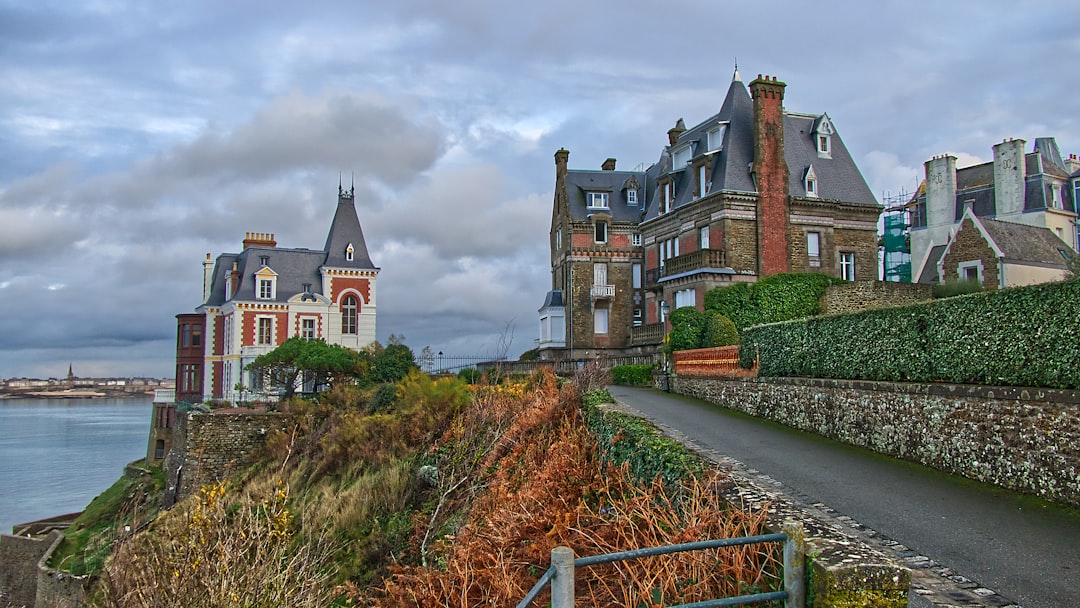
[750,75,791,277]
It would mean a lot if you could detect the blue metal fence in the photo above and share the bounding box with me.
[516,522,805,608]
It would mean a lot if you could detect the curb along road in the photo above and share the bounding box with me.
[606,385,1080,608]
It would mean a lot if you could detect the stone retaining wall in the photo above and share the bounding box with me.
[164,411,296,505]
[0,531,55,608]
[673,376,1080,508]
[822,280,933,314]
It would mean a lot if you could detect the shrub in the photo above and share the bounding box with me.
[611,364,655,386]
[667,306,706,352]
[740,279,1080,388]
[705,272,842,330]
[456,368,482,384]
[933,278,984,298]
[702,311,739,346]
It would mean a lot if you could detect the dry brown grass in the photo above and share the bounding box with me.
[357,372,779,607]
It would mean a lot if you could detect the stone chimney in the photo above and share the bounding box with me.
[554,148,570,217]
[667,119,686,146]
[602,158,617,171]
[749,74,790,277]
[243,232,277,249]
[992,138,1026,219]
[1065,153,1080,175]
[202,253,214,303]
[924,154,957,228]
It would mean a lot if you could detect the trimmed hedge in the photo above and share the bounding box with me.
[739,279,1080,389]
[611,364,655,387]
[581,389,703,489]
[705,272,843,330]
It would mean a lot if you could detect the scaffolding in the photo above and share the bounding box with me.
[881,190,913,282]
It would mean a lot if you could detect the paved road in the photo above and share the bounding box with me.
[607,385,1080,608]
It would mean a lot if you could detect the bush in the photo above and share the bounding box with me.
[667,306,705,352]
[702,311,739,346]
[611,364,655,386]
[705,273,842,330]
[739,279,1080,389]
[456,368,482,384]
[933,278,984,298]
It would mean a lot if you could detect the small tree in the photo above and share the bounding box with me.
[246,338,361,400]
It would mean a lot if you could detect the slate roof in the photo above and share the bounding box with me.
[977,217,1071,266]
[202,188,376,307]
[564,169,648,223]
[917,244,947,284]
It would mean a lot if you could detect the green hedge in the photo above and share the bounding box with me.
[705,272,842,330]
[611,364,655,386]
[739,279,1080,389]
[581,389,702,489]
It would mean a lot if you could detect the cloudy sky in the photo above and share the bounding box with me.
[1,1,1077,379]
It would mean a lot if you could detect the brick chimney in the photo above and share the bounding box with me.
[243,232,277,249]
[749,74,790,277]
[229,261,240,298]
[602,158,616,171]
[667,119,686,146]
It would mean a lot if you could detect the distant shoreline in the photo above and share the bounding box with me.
[0,388,156,400]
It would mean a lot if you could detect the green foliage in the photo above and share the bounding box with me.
[582,396,703,490]
[456,368,482,384]
[581,388,615,408]
[517,347,541,361]
[705,273,842,330]
[611,364,656,387]
[932,278,984,298]
[702,311,740,347]
[247,337,361,399]
[667,306,706,353]
[360,342,417,386]
[740,279,1080,389]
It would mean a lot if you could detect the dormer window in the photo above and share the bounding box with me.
[587,192,610,209]
[259,255,269,267]
[626,189,637,205]
[707,124,726,152]
[254,266,278,300]
[661,181,674,214]
[813,114,834,159]
[804,165,819,198]
[346,243,354,262]
[671,145,691,171]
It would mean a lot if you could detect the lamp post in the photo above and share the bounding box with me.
[659,300,671,392]
[438,351,444,374]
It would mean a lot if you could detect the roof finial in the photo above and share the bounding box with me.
[338,173,343,196]
[351,172,355,197]
[733,58,741,83]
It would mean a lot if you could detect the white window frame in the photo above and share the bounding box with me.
[818,135,830,155]
[632,263,642,289]
[627,189,637,205]
[697,164,707,198]
[555,228,562,250]
[958,260,983,284]
[258,278,274,300]
[593,308,609,334]
[707,124,726,152]
[587,192,610,209]
[301,318,316,340]
[672,145,690,170]
[840,252,855,281]
[807,232,821,258]
[341,295,359,335]
[804,165,819,198]
[1051,183,1064,209]
[631,233,642,246]
[257,316,274,346]
[594,221,608,244]
[346,243,355,262]
[700,226,710,250]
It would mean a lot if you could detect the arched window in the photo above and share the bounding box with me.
[341,295,358,335]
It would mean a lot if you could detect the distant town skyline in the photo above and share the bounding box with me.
[2,1,1078,378]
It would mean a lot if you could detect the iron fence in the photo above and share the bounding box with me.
[517,522,805,608]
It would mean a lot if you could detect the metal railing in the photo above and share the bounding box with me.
[517,522,805,608]
[590,284,615,299]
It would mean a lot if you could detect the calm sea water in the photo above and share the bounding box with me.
[0,397,152,535]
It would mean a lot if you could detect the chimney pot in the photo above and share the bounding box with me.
[602,158,617,171]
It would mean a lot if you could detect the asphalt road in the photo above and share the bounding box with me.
[607,385,1080,608]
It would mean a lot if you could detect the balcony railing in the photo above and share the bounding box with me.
[590,284,615,299]
[631,323,664,346]
[646,249,728,286]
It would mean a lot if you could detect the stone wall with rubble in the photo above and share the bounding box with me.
[0,531,55,608]
[164,411,296,505]
[673,376,1080,508]
[821,280,934,314]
